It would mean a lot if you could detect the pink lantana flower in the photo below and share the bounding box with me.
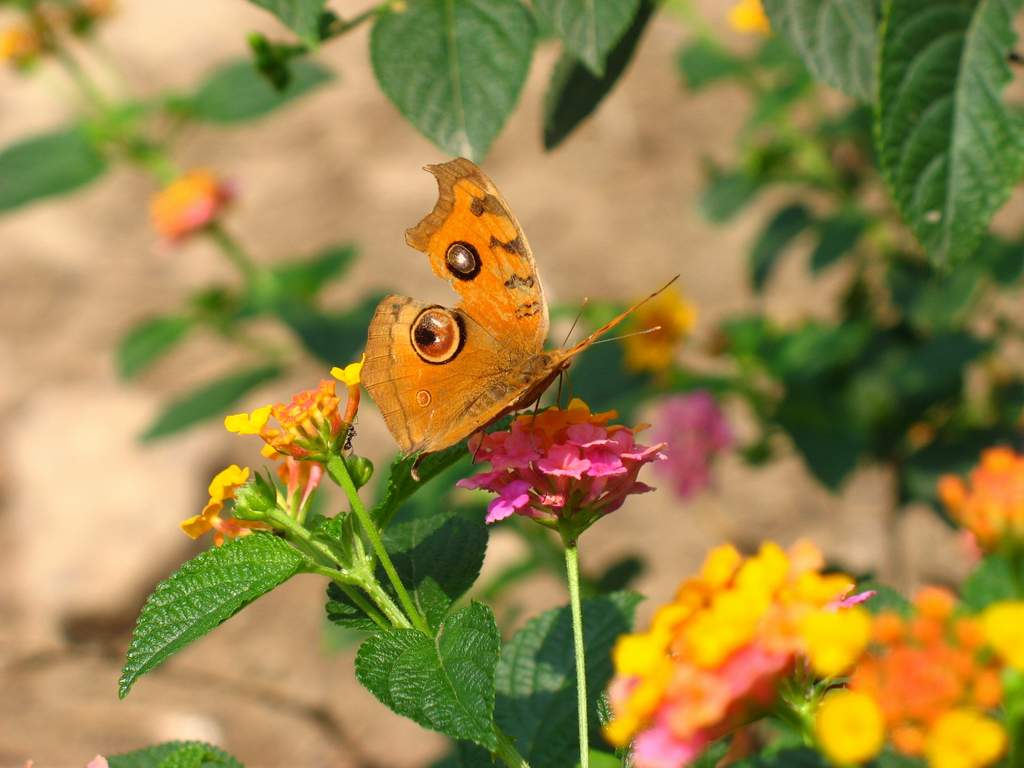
[457,398,665,533]
[651,391,732,500]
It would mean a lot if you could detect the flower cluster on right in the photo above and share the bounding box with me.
[605,445,1024,768]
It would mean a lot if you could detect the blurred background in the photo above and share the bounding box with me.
[1,0,1014,765]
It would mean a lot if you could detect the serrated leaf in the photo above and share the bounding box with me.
[119,534,306,697]
[141,364,283,441]
[887,258,981,332]
[248,0,326,45]
[0,126,107,213]
[535,0,640,76]
[750,204,814,291]
[763,0,878,101]
[678,38,746,91]
[962,553,1024,611]
[107,741,243,768]
[543,0,656,150]
[274,293,380,366]
[184,59,332,123]
[118,314,192,379]
[356,602,500,749]
[876,0,1024,264]
[328,500,488,631]
[370,0,535,160]
[494,592,641,767]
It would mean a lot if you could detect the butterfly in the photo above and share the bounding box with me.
[362,158,674,456]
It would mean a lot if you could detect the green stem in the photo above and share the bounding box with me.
[326,454,431,635]
[206,222,260,282]
[493,726,531,768]
[308,567,389,631]
[563,538,589,768]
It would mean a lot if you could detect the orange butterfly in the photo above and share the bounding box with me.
[363,158,674,456]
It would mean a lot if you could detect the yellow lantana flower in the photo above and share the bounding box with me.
[180,464,265,545]
[224,404,272,435]
[815,690,884,765]
[0,24,41,66]
[729,0,770,35]
[621,285,697,374]
[801,607,871,677]
[925,709,1006,768]
[330,356,364,386]
[982,601,1024,669]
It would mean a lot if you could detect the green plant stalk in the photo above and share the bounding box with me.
[563,537,589,768]
[206,222,260,282]
[326,454,431,634]
[308,566,389,630]
[493,726,531,768]
[268,506,410,629]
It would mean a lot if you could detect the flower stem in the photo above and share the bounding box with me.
[493,726,531,768]
[563,537,589,768]
[206,222,260,282]
[326,454,431,635]
[309,567,389,631]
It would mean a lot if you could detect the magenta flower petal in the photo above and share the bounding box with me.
[537,443,591,478]
[826,589,877,610]
[485,480,532,523]
[567,422,615,447]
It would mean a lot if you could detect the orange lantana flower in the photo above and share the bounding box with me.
[149,169,232,242]
[939,447,1024,551]
[180,464,269,545]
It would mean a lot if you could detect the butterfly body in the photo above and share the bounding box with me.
[363,158,672,456]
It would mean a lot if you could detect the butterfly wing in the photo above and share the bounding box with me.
[406,158,549,352]
[363,295,557,455]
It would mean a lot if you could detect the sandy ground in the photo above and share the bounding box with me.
[0,1,974,765]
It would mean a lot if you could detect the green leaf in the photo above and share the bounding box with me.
[328,500,488,631]
[119,534,306,697]
[763,0,878,101]
[698,169,761,223]
[776,388,865,489]
[810,213,867,272]
[543,0,656,150]
[356,602,500,749]
[962,553,1024,611]
[0,126,107,213]
[141,364,282,441]
[248,0,327,45]
[678,38,746,91]
[750,204,814,291]
[585,752,621,768]
[117,314,192,379]
[107,741,243,768]
[887,258,981,332]
[693,742,731,768]
[184,58,332,123]
[371,0,535,160]
[372,441,470,528]
[269,244,355,299]
[875,0,1024,264]
[534,0,640,76]
[494,592,641,767]
[274,293,380,365]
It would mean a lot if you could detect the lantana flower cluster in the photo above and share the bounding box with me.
[729,0,770,35]
[179,360,362,544]
[149,169,234,242]
[939,446,1024,552]
[651,391,733,500]
[815,587,1024,768]
[604,540,869,767]
[457,398,665,531]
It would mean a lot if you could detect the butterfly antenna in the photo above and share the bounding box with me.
[561,297,590,347]
[588,325,663,345]
[470,431,484,463]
